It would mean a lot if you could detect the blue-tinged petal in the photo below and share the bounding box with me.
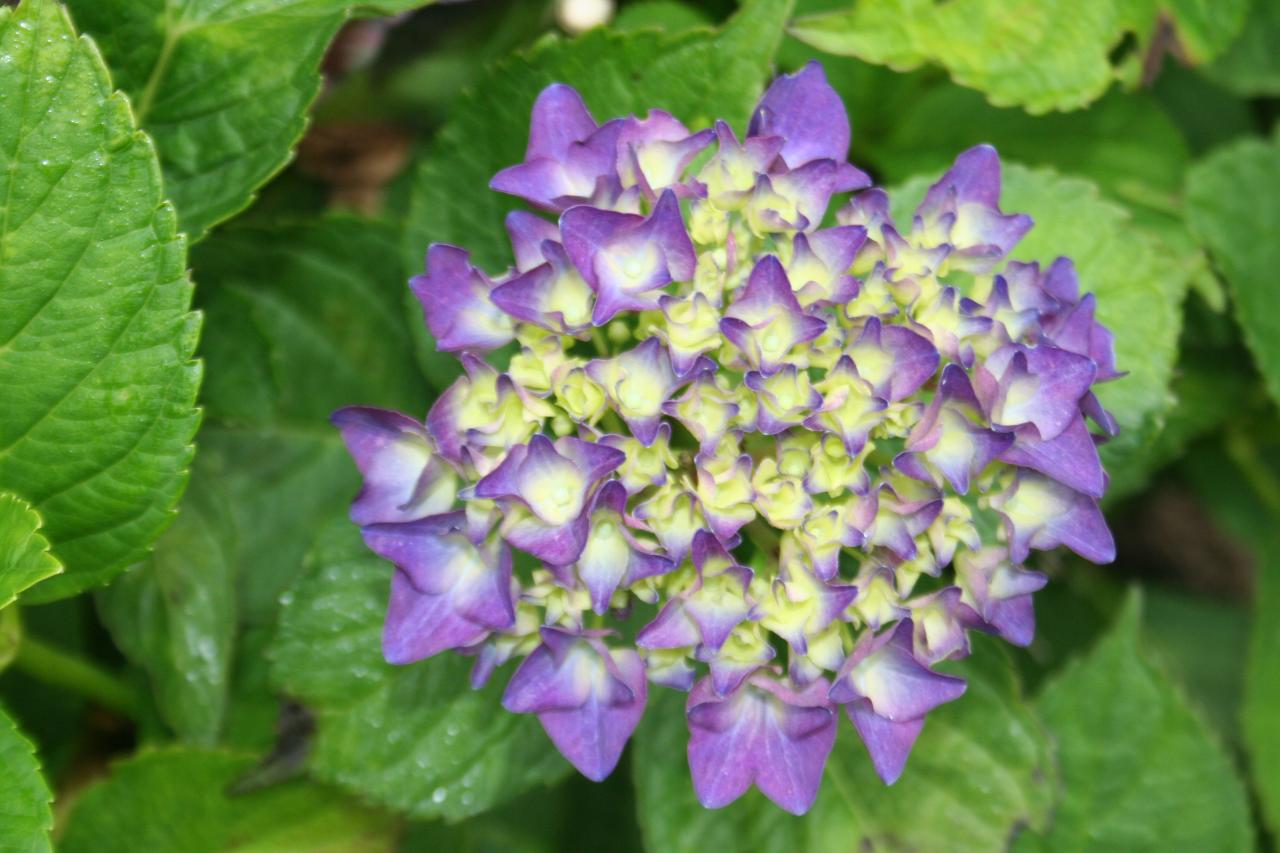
[561,190,696,324]
[332,406,458,525]
[361,514,515,664]
[505,210,560,272]
[687,670,838,815]
[503,628,647,781]
[490,241,595,334]
[410,245,515,352]
[974,344,1097,440]
[845,699,924,785]
[829,620,966,721]
[748,61,851,170]
[1000,413,1106,498]
[989,472,1115,564]
[721,256,826,373]
[953,547,1048,646]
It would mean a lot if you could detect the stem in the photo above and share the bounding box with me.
[11,635,139,720]
[1225,429,1280,518]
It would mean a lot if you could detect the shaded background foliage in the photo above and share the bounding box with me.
[0,0,1277,849]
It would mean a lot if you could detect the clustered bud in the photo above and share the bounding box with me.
[334,61,1118,814]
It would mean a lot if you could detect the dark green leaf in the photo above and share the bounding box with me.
[0,0,200,601]
[0,704,52,853]
[96,480,237,745]
[269,521,568,820]
[192,217,429,623]
[1204,0,1280,96]
[60,747,398,853]
[1186,137,1280,408]
[1022,590,1252,851]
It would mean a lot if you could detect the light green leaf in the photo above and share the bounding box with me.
[60,1,432,240]
[270,521,568,821]
[192,217,429,623]
[1022,590,1252,851]
[791,0,1248,113]
[0,0,200,601]
[1186,137,1280,408]
[892,164,1189,498]
[633,641,1054,853]
[403,0,793,383]
[96,480,236,745]
[0,704,53,853]
[0,606,18,672]
[0,494,61,610]
[1204,0,1280,96]
[60,747,398,853]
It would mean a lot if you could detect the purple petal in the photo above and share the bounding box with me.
[748,61,850,169]
[687,672,838,815]
[409,245,514,351]
[504,632,648,781]
[991,472,1116,564]
[1000,413,1105,498]
[846,699,925,785]
[523,83,598,161]
[848,318,940,402]
[332,407,457,525]
[976,344,1097,440]
[830,621,966,720]
[506,210,560,272]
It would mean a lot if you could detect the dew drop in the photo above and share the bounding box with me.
[431,787,447,804]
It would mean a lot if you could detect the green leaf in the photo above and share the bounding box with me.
[96,480,236,745]
[0,0,200,601]
[0,704,53,853]
[1243,532,1280,833]
[790,0,1248,113]
[0,606,18,672]
[862,87,1191,212]
[1022,590,1252,851]
[892,164,1189,498]
[1204,0,1280,96]
[613,1,716,31]
[0,494,61,609]
[1177,430,1280,834]
[192,217,429,623]
[1186,137,1280,408]
[633,641,1054,852]
[403,0,793,383]
[60,1,433,240]
[269,521,568,821]
[60,747,398,853]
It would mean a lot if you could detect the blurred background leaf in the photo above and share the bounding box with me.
[59,748,398,852]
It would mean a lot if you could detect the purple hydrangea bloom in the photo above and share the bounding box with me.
[335,60,1120,813]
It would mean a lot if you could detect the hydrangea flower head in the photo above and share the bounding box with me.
[335,61,1118,814]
